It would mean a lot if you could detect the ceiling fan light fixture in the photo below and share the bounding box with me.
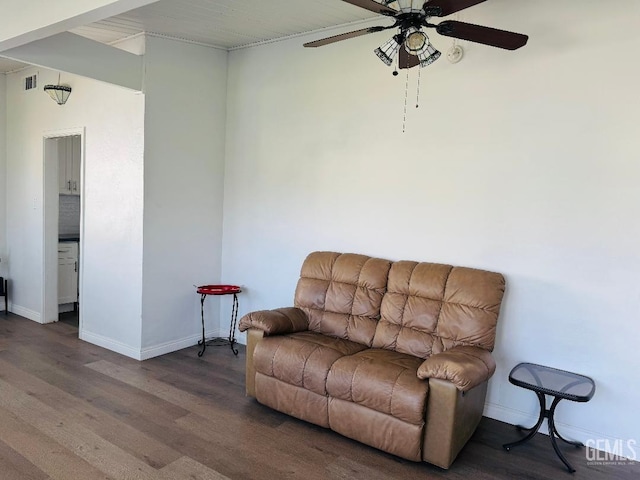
[304,0,529,73]
[374,35,402,66]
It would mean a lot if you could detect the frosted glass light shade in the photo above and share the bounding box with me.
[406,30,428,52]
[375,35,402,66]
[396,0,424,13]
[44,85,72,105]
[418,44,441,67]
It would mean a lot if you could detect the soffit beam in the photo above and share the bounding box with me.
[1,32,143,92]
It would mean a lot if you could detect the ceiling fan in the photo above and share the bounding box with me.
[304,0,528,70]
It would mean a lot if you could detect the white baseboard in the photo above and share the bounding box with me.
[10,304,42,323]
[80,328,228,361]
[139,333,204,360]
[484,401,637,460]
[79,330,141,360]
[484,401,546,432]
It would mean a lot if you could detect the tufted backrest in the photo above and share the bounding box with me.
[372,261,505,359]
[294,252,392,347]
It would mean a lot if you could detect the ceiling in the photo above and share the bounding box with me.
[0,0,380,74]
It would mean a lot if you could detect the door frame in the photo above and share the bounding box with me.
[42,127,85,331]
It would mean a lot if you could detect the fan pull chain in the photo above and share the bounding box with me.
[402,71,409,133]
[416,67,422,109]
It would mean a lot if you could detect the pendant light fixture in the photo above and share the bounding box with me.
[44,74,72,105]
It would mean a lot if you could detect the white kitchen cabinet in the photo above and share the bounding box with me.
[58,242,78,305]
[58,136,81,195]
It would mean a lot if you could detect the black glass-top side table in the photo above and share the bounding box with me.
[503,362,595,473]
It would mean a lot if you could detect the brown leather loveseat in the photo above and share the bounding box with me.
[238,251,505,469]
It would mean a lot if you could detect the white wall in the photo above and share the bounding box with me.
[4,34,229,360]
[5,66,145,352]
[222,0,640,451]
[140,36,228,356]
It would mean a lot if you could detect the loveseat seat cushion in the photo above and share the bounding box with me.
[253,331,368,396]
[326,349,428,425]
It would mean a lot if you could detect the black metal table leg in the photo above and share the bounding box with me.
[551,421,584,447]
[504,392,579,473]
[548,397,577,473]
[503,391,547,450]
[228,293,239,355]
[197,293,207,357]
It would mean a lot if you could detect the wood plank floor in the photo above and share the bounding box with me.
[0,313,637,480]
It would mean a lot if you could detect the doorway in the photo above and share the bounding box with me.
[42,128,85,332]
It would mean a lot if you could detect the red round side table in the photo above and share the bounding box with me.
[196,284,241,357]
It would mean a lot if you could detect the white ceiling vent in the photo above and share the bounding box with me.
[24,74,38,92]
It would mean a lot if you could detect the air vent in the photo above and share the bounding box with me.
[24,74,38,91]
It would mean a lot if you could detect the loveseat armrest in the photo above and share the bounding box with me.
[238,307,309,336]
[417,346,496,392]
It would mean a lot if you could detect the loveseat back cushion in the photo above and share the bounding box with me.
[373,261,505,358]
[294,252,392,347]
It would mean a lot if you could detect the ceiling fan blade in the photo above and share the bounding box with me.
[399,48,420,69]
[342,0,398,15]
[436,20,528,50]
[304,27,381,48]
[423,0,487,17]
